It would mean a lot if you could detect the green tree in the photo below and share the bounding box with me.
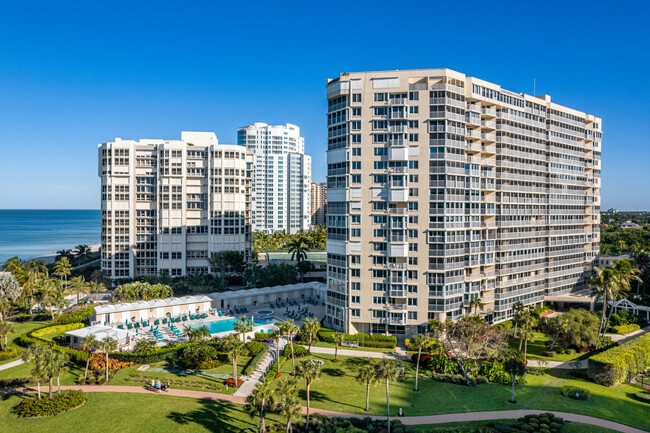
[604,259,641,331]
[43,349,68,397]
[504,358,526,403]
[2,256,23,274]
[81,335,98,379]
[277,320,299,374]
[562,309,600,349]
[296,260,314,284]
[469,297,484,315]
[374,359,401,433]
[0,273,21,320]
[67,276,89,304]
[243,263,265,288]
[588,266,618,336]
[245,381,275,433]
[543,314,570,351]
[410,334,429,391]
[355,362,378,412]
[22,344,50,399]
[332,332,344,362]
[208,251,245,276]
[296,359,322,427]
[234,316,253,342]
[275,393,301,433]
[516,309,536,352]
[288,236,309,263]
[75,244,91,261]
[53,257,72,293]
[99,337,117,382]
[272,333,282,375]
[0,321,14,351]
[133,339,156,356]
[301,317,320,353]
[112,281,173,302]
[512,301,525,337]
[223,334,245,387]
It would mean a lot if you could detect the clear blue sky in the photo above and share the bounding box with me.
[1,0,649,210]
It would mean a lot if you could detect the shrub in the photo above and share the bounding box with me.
[0,378,30,387]
[88,353,133,371]
[242,347,268,376]
[495,320,513,331]
[244,341,265,357]
[254,332,276,340]
[588,332,650,386]
[13,390,86,417]
[51,305,94,325]
[0,346,20,360]
[632,390,650,404]
[429,353,460,375]
[526,367,548,376]
[111,341,197,364]
[612,324,641,334]
[18,324,89,364]
[283,344,309,358]
[224,378,243,387]
[561,385,591,400]
[542,350,556,358]
[316,329,397,348]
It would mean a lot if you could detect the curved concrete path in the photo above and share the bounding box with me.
[0,359,24,371]
[1,385,646,433]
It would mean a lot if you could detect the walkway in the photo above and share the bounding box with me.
[304,345,410,360]
[0,359,24,371]
[0,385,644,433]
[606,325,650,344]
[526,359,587,369]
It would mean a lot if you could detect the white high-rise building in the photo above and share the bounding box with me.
[98,131,252,280]
[237,122,312,234]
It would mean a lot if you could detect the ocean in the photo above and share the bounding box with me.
[0,209,101,263]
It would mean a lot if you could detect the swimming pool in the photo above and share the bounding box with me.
[189,316,281,335]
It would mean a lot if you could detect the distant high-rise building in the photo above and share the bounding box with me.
[325,68,601,335]
[237,122,312,234]
[311,182,327,226]
[98,132,252,279]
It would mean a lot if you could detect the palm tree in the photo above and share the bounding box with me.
[43,349,68,398]
[295,359,322,427]
[519,325,536,364]
[278,320,299,374]
[2,257,23,275]
[332,332,345,362]
[546,315,570,351]
[91,268,111,287]
[55,249,73,262]
[22,344,50,399]
[374,359,401,433]
[223,334,245,387]
[75,244,91,261]
[604,259,641,331]
[516,310,536,353]
[0,321,14,351]
[512,301,525,337]
[234,316,253,342]
[504,358,526,403]
[355,362,378,412]
[589,267,618,336]
[99,337,117,382]
[276,393,301,433]
[184,327,197,341]
[287,236,309,263]
[68,276,89,304]
[272,333,283,375]
[301,317,320,353]
[133,339,156,356]
[245,381,275,433]
[81,335,98,379]
[410,334,429,391]
[53,257,72,292]
[469,297,484,315]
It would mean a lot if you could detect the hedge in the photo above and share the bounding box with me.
[588,332,650,386]
[243,347,268,376]
[244,341,265,357]
[254,332,276,340]
[317,328,397,348]
[13,390,87,417]
[19,323,89,364]
[561,385,591,400]
[283,344,309,358]
[0,347,20,361]
[632,390,650,404]
[51,306,94,325]
[111,342,197,364]
[612,324,641,335]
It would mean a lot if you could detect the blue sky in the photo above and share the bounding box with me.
[1,1,649,210]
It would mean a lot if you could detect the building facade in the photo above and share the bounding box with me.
[325,69,601,335]
[98,131,252,279]
[237,122,312,234]
[311,181,327,225]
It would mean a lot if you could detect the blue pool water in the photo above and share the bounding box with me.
[190,316,281,334]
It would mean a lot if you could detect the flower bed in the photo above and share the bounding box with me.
[561,385,591,400]
[224,378,243,387]
[0,347,20,361]
[13,390,86,417]
[632,389,650,404]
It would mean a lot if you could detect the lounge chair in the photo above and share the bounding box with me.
[162,318,167,324]
[182,316,187,321]
[202,313,207,319]
[135,323,140,329]
[127,323,133,329]
[118,324,124,329]
[154,319,159,325]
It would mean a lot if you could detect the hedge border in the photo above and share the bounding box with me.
[19,323,89,364]
[587,332,650,386]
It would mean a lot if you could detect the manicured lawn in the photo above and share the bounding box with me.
[0,358,84,385]
[0,392,283,433]
[508,332,594,362]
[0,320,50,365]
[412,420,620,433]
[266,353,650,431]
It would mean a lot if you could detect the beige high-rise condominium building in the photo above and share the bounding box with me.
[98,132,252,280]
[311,181,327,225]
[325,69,601,335]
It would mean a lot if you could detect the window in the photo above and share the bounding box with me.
[409,243,418,252]
[351,121,361,130]
[408,298,418,306]
[373,174,387,183]
[408,160,418,169]
[373,282,387,291]
[408,202,419,211]
[407,270,418,279]
[409,188,418,197]
[408,133,419,142]
[351,255,361,264]
[374,147,387,156]
[351,134,361,143]
[407,284,417,293]
[351,269,360,277]
[351,228,360,237]
[373,107,387,116]
[352,148,361,156]
[351,175,361,184]
[408,120,418,128]
[374,92,387,101]
[351,296,360,304]
[374,161,387,170]
[352,107,361,116]
[408,311,418,320]
[408,91,419,101]
[351,282,360,290]
[351,309,360,318]
[373,296,386,305]
[352,161,361,170]
[409,106,419,114]
[352,94,362,103]
[351,214,361,224]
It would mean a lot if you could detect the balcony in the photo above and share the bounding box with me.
[389,124,408,133]
[387,243,409,258]
[388,188,409,202]
[389,289,407,297]
[388,108,408,120]
[389,97,408,106]
[481,107,496,117]
[386,315,407,325]
[388,147,408,161]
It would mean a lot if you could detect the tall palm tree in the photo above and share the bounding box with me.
[99,337,117,382]
[516,310,536,352]
[43,349,68,398]
[295,359,322,427]
[600,259,639,333]
[276,393,301,433]
[245,381,275,433]
[0,321,14,351]
[272,333,283,375]
[233,316,253,342]
[410,334,429,391]
[504,358,526,403]
[546,315,570,351]
[332,332,345,362]
[287,236,309,263]
[22,344,50,399]
[53,257,72,292]
[81,335,98,379]
[469,297,484,315]
[2,256,23,275]
[512,301,525,337]
[355,362,378,412]
[519,325,536,363]
[301,318,320,353]
[133,339,156,356]
[588,266,618,336]
[277,320,299,374]
[68,276,89,303]
[374,359,401,433]
[223,334,245,387]
[75,244,91,261]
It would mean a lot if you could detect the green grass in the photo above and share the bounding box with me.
[310,341,396,353]
[266,353,650,431]
[411,420,620,433]
[508,332,593,362]
[0,392,283,433]
[0,358,84,385]
[0,320,50,365]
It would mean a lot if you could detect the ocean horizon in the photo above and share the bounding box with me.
[0,209,101,263]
